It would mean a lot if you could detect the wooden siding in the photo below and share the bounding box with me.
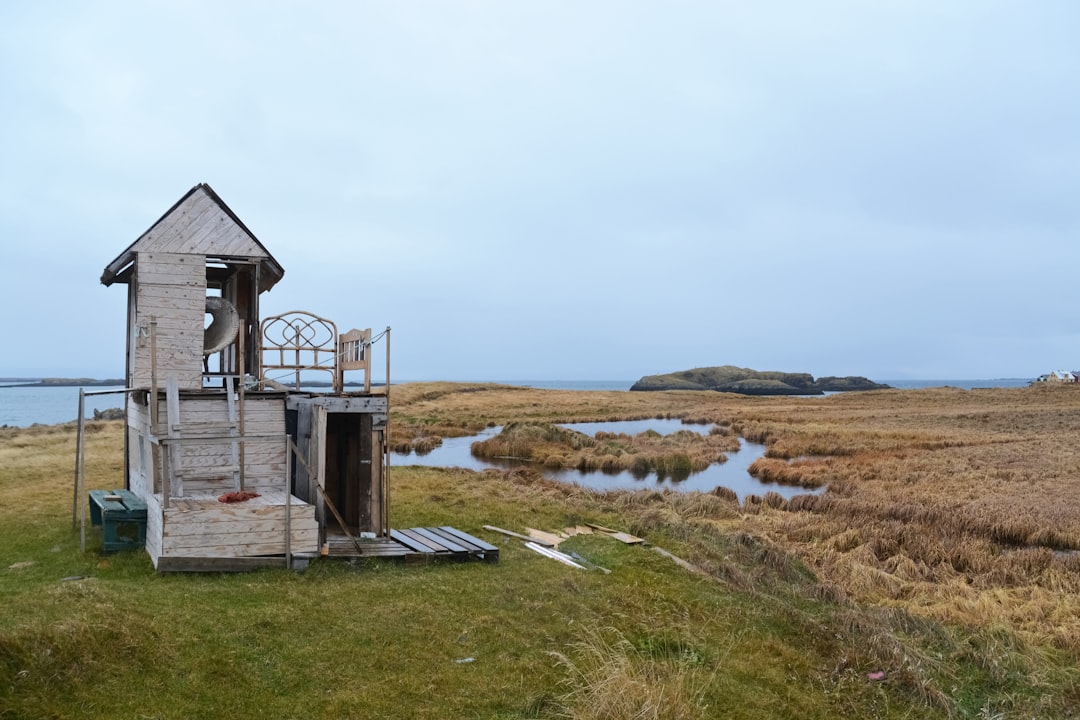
[144,492,164,565]
[126,398,153,497]
[102,184,284,292]
[126,391,317,569]
[160,491,318,558]
[132,252,205,390]
[132,187,272,261]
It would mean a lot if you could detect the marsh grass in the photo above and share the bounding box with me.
[549,626,714,720]
[471,421,739,480]
[3,384,1080,717]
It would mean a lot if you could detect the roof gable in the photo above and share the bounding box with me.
[101,183,284,291]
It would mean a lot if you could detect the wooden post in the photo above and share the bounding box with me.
[383,433,390,538]
[76,390,87,552]
[166,376,182,501]
[72,389,85,529]
[150,318,167,508]
[383,327,391,535]
[238,326,246,489]
[226,376,240,492]
[159,437,169,510]
[285,435,292,568]
[384,326,391,400]
[149,318,159,429]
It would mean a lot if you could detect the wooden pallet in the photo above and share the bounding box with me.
[324,526,499,563]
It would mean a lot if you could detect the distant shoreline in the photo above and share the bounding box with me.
[0,376,1035,392]
[0,378,126,388]
[0,378,375,390]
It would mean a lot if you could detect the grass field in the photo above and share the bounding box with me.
[2,383,1079,718]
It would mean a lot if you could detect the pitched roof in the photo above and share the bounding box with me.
[100,183,285,292]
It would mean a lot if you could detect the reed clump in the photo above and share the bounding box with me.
[471,422,739,480]
[747,457,831,488]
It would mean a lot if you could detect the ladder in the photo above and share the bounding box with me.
[163,375,243,498]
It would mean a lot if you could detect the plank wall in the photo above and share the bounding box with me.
[144,491,164,565]
[125,396,154,498]
[160,491,318,558]
[132,252,205,390]
[153,392,288,495]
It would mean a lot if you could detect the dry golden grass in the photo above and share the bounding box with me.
[391,382,1080,651]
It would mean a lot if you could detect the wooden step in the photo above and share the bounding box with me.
[174,465,240,479]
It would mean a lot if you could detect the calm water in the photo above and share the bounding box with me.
[392,419,812,500]
[0,385,127,427]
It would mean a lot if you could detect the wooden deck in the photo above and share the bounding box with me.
[323,526,499,563]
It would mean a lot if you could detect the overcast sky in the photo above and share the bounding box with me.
[1,2,1076,382]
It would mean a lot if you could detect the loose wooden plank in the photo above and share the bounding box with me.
[652,546,709,577]
[585,522,645,544]
[482,524,553,547]
[526,527,565,547]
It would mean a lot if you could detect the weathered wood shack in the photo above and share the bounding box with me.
[100,183,389,571]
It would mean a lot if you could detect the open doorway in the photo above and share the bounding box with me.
[323,412,377,533]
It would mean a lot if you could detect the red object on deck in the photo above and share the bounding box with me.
[217,491,261,503]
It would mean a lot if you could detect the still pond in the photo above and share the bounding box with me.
[391,418,820,501]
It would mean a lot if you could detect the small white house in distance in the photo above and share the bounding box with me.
[1034,370,1079,383]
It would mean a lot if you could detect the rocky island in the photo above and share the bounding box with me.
[630,365,890,396]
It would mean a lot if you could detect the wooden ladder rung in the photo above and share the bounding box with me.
[174,465,241,479]
[170,421,238,432]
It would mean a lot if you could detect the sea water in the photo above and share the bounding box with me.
[0,378,1034,428]
[391,419,805,499]
[0,385,127,427]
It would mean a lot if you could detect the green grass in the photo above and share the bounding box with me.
[2,422,1078,719]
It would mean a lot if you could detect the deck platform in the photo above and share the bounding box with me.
[323,526,499,563]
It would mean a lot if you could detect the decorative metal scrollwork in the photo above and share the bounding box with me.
[259,311,339,389]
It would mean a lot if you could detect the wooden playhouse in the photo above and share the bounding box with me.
[92,184,496,569]
[93,184,496,571]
